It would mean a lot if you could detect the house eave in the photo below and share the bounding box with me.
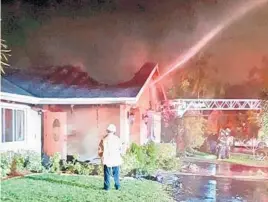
[38,98,137,105]
[135,63,158,103]
[0,92,137,105]
[1,92,39,104]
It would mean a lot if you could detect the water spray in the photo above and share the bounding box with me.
[152,0,268,86]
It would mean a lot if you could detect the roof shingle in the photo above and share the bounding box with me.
[1,62,157,99]
[1,78,34,97]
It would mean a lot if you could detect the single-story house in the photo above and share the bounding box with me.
[0,62,166,161]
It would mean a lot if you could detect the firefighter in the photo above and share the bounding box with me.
[98,124,122,191]
[225,128,233,159]
[217,129,228,159]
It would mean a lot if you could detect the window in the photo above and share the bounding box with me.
[1,108,25,143]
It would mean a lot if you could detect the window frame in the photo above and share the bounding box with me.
[0,103,28,144]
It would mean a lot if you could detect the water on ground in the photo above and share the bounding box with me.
[175,162,268,201]
[175,175,268,202]
[183,161,268,176]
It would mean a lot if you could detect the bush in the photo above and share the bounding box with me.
[156,144,176,160]
[10,153,25,174]
[79,164,95,175]
[62,154,95,175]
[129,143,155,174]
[94,165,104,176]
[49,153,61,173]
[1,152,13,177]
[0,150,42,178]
[24,151,43,172]
[0,145,179,179]
[183,116,206,150]
[121,153,140,176]
[62,154,78,174]
[155,144,179,171]
[121,142,179,177]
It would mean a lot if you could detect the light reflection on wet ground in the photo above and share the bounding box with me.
[175,175,268,202]
[175,162,268,201]
[183,161,268,176]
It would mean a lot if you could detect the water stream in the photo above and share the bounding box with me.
[153,0,268,85]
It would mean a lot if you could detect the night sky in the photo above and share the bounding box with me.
[2,0,268,85]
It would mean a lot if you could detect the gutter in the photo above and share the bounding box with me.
[0,92,137,105]
[0,92,39,104]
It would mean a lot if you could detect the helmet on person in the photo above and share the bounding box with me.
[225,128,231,136]
[107,124,116,133]
[219,129,225,136]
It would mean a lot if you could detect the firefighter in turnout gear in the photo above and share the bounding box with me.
[98,124,122,190]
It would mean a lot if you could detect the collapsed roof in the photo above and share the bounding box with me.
[1,62,160,104]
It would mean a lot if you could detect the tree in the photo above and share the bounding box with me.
[182,114,207,151]
[249,56,268,141]
[165,53,224,154]
[167,53,226,99]
[1,39,11,73]
[260,91,268,139]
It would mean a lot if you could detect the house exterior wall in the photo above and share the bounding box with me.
[129,77,162,145]
[0,102,41,154]
[43,111,67,159]
[152,112,161,142]
[120,105,130,153]
[129,108,141,144]
[65,105,120,161]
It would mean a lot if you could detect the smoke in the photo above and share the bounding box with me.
[152,0,268,85]
[5,0,268,84]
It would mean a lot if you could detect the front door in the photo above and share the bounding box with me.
[43,111,67,159]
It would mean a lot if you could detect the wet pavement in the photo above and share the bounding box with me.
[174,175,268,202]
[182,161,268,177]
[174,162,268,201]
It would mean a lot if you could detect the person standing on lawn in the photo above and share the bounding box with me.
[98,124,122,191]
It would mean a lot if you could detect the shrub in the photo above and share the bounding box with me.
[62,154,78,174]
[95,164,104,176]
[129,143,147,165]
[79,164,94,175]
[121,152,139,176]
[156,144,176,158]
[155,144,179,171]
[128,142,158,175]
[10,153,25,174]
[183,116,206,150]
[0,150,43,177]
[121,142,179,177]
[49,153,61,173]
[0,151,13,177]
[24,151,42,172]
[62,154,95,175]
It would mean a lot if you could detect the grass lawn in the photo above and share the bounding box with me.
[1,174,174,202]
[191,150,217,160]
[223,153,268,167]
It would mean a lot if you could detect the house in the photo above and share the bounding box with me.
[0,62,166,161]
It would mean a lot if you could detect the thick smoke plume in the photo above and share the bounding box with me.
[4,0,268,84]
